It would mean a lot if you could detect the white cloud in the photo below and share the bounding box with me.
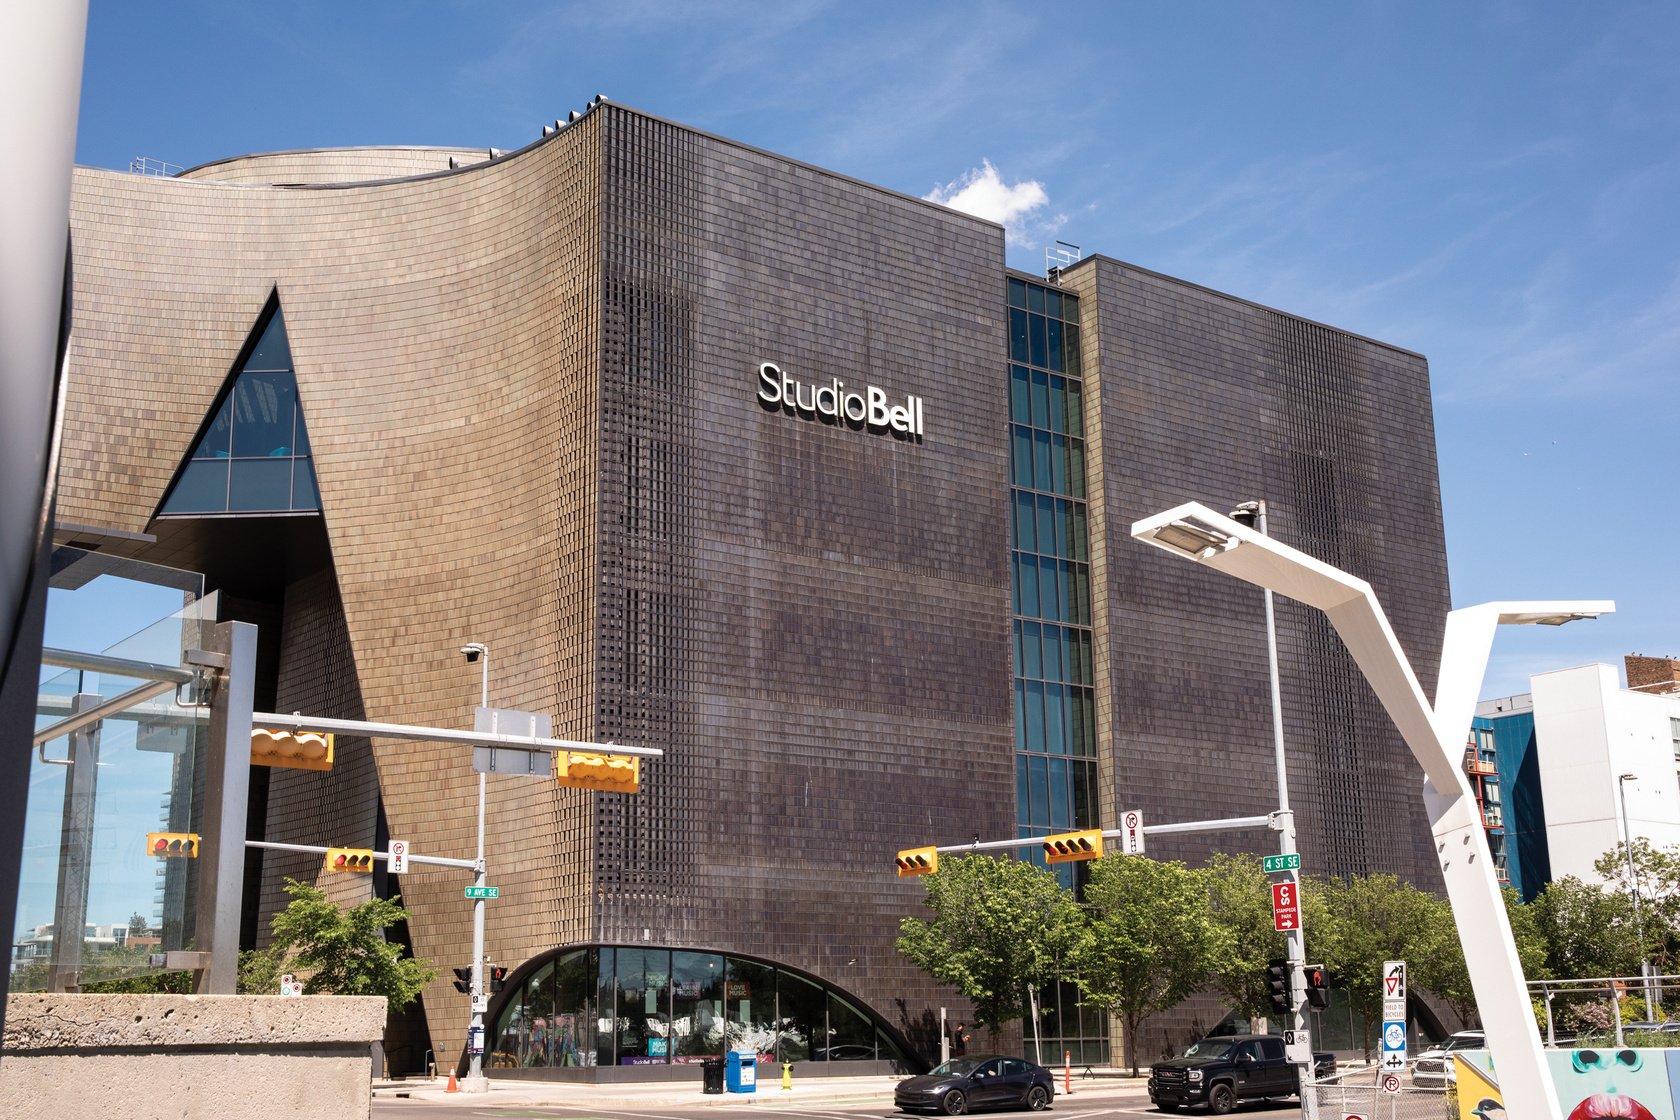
[924,161,1051,245]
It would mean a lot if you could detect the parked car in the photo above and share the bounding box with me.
[895,1055,1055,1115]
[1411,1030,1486,1088]
[1148,1035,1334,1113]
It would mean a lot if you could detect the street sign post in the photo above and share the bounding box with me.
[1271,881,1301,931]
[464,885,499,900]
[388,838,409,875]
[1263,853,1300,873]
[1122,809,1146,855]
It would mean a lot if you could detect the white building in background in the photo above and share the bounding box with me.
[1480,660,1680,886]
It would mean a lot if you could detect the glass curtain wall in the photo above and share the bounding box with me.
[1007,275,1108,1064]
[492,946,907,1070]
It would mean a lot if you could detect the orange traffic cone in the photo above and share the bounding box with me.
[446,1071,459,1093]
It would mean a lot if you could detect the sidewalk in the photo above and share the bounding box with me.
[373,1070,1156,1108]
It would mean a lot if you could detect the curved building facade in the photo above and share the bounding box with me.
[55,101,1451,1075]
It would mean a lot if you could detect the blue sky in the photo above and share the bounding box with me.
[72,1,1680,699]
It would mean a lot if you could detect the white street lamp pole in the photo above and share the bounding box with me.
[1617,773,1654,1020]
[1231,501,1314,1118]
[461,642,490,1092]
[1132,500,1612,1120]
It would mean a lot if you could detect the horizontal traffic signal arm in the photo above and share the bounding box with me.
[250,711,662,760]
[245,838,476,871]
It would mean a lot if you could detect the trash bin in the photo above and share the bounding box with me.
[701,1057,725,1094]
[726,1050,758,1094]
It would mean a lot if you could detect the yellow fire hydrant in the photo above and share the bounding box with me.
[782,1062,793,1090]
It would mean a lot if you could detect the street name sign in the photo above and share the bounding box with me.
[388,839,409,875]
[1271,881,1301,931]
[1122,809,1146,855]
[1263,853,1300,873]
[465,886,500,900]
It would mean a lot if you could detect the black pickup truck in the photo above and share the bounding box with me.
[1148,1035,1335,1113]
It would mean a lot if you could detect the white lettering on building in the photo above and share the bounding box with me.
[756,362,924,438]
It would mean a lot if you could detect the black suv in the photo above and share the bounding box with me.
[1148,1035,1330,1113]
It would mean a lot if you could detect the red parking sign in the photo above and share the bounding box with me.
[1271,882,1300,931]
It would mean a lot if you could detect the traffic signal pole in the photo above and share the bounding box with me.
[1234,501,1316,1120]
[465,649,490,1093]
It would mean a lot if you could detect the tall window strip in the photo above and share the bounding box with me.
[1007,276,1098,870]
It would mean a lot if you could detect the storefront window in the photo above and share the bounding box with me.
[671,951,724,1061]
[615,947,670,1065]
[724,957,778,1055]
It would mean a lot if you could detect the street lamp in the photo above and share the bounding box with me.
[1617,772,1654,1019]
[1228,500,1312,1112]
[1132,500,1612,1120]
[459,641,490,1092]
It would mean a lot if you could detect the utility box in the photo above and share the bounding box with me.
[726,1050,758,1093]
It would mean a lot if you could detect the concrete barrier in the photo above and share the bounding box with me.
[1,993,386,1120]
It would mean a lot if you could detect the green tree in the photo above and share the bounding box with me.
[1203,852,1288,1023]
[1413,886,1548,1027]
[896,854,1082,1040]
[1312,873,1437,1057]
[1069,855,1226,1077]
[268,878,436,1009]
[1594,840,1680,972]
[1530,875,1640,980]
[237,944,286,995]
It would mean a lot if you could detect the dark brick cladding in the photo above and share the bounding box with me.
[1059,257,1448,888]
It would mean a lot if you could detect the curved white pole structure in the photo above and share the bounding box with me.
[1133,500,1612,1120]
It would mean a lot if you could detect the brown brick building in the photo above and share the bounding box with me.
[56,102,1449,1076]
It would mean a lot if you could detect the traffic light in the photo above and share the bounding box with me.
[1304,964,1330,1009]
[326,847,375,873]
[1042,829,1104,864]
[250,727,335,771]
[1267,959,1290,1014]
[489,965,508,993]
[555,750,640,793]
[896,847,939,877]
[147,832,199,859]
[452,967,472,994]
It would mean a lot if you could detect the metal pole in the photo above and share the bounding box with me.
[1235,501,1315,1120]
[1617,774,1654,1020]
[197,621,256,993]
[48,693,100,992]
[464,647,490,1091]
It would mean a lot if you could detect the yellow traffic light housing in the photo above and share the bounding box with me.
[896,847,939,877]
[1042,829,1104,864]
[251,727,335,771]
[326,847,375,873]
[147,832,199,859]
[555,750,640,793]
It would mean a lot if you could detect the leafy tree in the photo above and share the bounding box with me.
[1594,840,1680,972]
[237,944,286,995]
[896,854,1082,1040]
[1311,873,1437,1057]
[268,878,436,1009]
[128,912,150,938]
[1413,886,1548,1027]
[1069,855,1226,1077]
[1530,875,1640,981]
[1203,852,1288,1023]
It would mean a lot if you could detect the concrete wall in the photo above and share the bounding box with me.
[0,993,385,1120]
[1533,663,1680,881]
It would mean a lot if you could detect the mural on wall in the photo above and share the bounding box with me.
[1454,1050,1680,1120]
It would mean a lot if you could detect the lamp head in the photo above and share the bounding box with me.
[1620,772,1638,783]
[460,643,487,664]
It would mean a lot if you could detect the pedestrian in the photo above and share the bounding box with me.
[952,1022,970,1057]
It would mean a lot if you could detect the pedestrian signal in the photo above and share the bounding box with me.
[452,967,472,994]
[555,750,640,793]
[326,847,375,873]
[147,832,199,859]
[1267,958,1290,1014]
[896,847,939,877]
[1042,829,1104,864]
[489,965,508,993]
[251,727,335,771]
[1304,963,1330,1009]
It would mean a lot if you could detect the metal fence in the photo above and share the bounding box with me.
[1306,1070,1455,1120]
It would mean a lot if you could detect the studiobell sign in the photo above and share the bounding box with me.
[757,361,925,438]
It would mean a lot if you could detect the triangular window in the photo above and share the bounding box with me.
[160,305,320,516]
